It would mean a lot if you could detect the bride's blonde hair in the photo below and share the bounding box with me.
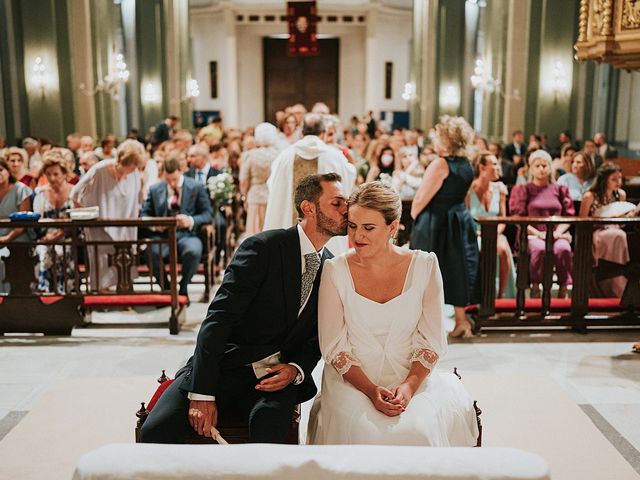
[347,181,401,225]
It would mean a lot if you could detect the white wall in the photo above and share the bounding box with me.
[191,12,231,116]
[365,12,412,114]
[190,6,411,128]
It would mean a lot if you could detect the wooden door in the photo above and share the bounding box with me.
[263,37,339,123]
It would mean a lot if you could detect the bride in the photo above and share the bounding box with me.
[308,181,479,446]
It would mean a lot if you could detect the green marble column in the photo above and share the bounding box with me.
[15,0,75,143]
[435,0,465,118]
[525,0,579,145]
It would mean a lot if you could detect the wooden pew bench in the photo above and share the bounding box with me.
[0,218,186,335]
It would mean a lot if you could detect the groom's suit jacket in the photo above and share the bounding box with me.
[180,226,330,403]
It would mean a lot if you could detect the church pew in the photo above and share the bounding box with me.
[474,216,640,331]
[0,218,186,335]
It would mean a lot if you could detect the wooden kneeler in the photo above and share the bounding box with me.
[135,371,300,444]
[453,368,483,447]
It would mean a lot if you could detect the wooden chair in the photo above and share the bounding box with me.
[135,371,300,445]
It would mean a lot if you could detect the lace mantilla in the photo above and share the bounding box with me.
[331,351,360,375]
[410,348,439,371]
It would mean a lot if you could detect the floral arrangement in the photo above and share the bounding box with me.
[207,170,236,208]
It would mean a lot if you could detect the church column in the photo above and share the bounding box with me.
[0,0,27,143]
[476,0,508,141]
[134,0,168,135]
[502,0,529,141]
[435,0,465,119]
[68,0,97,137]
[411,0,438,129]
[364,7,378,117]
[14,0,75,143]
[524,0,578,145]
[164,0,192,127]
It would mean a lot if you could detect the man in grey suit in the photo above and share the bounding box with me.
[141,157,212,297]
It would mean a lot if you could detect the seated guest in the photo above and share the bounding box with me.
[552,144,576,180]
[557,151,595,202]
[509,150,575,298]
[366,146,396,182]
[95,135,117,161]
[6,147,37,190]
[32,152,75,293]
[185,144,221,184]
[393,146,423,201]
[142,157,212,298]
[582,139,603,171]
[579,164,632,297]
[467,152,516,298]
[184,144,225,268]
[79,151,99,176]
[0,158,33,294]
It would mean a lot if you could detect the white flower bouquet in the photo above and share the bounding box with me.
[207,170,236,208]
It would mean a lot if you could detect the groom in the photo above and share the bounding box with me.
[140,173,347,443]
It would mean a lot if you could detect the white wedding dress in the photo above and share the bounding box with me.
[307,250,479,446]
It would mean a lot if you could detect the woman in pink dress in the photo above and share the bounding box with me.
[509,150,575,298]
[579,163,630,297]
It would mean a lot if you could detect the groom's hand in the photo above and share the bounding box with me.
[188,400,218,437]
[255,364,298,392]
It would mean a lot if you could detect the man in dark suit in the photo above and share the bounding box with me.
[594,132,618,160]
[502,130,526,163]
[184,144,226,268]
[141,157,212,297]
[152,115,179,147]
[140,173,348,444]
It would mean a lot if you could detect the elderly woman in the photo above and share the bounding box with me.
[509,150,575,298]
[70,139,147,291]
[239,122,279,235]
[6,147,37,190]
[579,163,633,297]
[410,116,479,338]
[32,151,75,293]
[0,158,33,293]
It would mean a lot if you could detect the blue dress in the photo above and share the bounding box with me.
[410,156,479,307]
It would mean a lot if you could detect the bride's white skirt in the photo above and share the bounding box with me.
[307,368,479,446]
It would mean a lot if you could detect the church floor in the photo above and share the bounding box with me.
[0,282,639,480]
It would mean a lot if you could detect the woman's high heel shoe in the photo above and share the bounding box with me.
[449,318,474,338]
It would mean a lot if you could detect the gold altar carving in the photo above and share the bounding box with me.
[575,0,640,69]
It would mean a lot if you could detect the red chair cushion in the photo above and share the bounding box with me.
[83,294,189,308]
[147,379,175,411]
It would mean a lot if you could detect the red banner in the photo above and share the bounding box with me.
[287,1,318,56]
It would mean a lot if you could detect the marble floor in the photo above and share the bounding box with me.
[0,284,639,479]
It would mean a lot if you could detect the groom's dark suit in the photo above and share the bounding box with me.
[140,226,330,443]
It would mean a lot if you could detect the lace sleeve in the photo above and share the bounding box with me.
[410,348,439,372]
[411,252,447,370]
[318,260,360,376]
[330,351,361,376]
